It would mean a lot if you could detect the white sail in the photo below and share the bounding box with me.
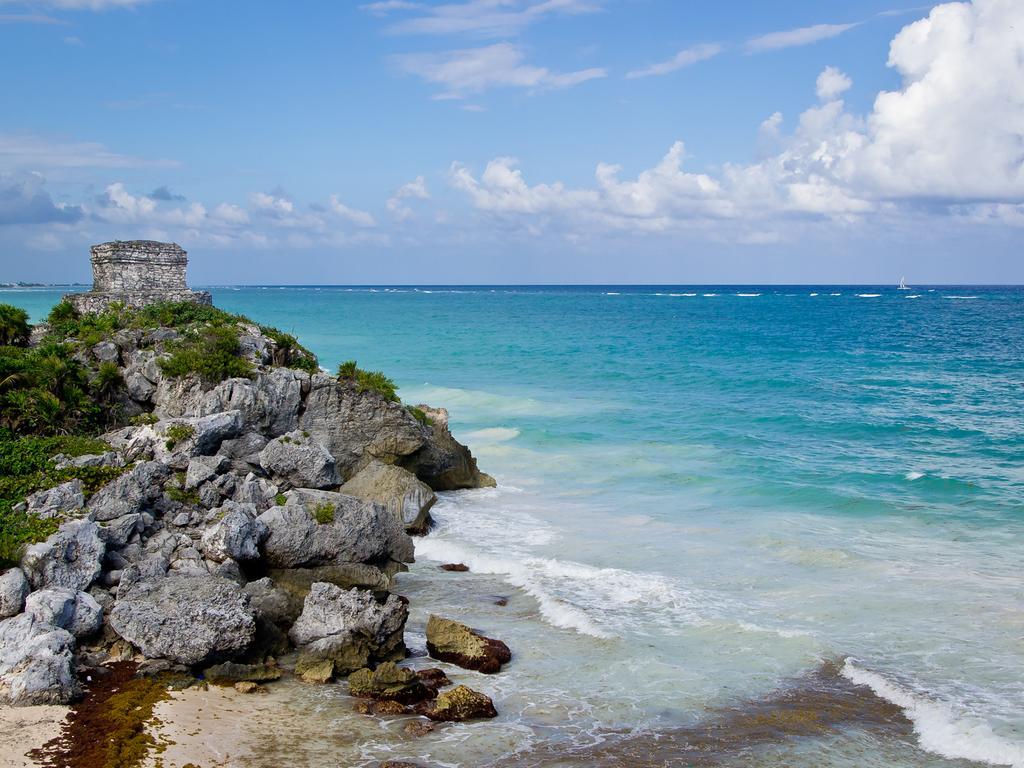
[898,276,910,290]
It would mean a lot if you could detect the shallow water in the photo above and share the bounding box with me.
[7,285,1024,767]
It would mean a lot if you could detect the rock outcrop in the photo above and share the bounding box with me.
[0,568,29,619]
[109,575,255,665]
[425,615,512,674]
[340,460,436,535]
[0,614,79,705]
[21,520,105,592]
[422,685,498,721]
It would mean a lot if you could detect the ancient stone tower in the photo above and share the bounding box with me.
[65,240,212,314]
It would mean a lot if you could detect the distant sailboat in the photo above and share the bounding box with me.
[898,276,911,290]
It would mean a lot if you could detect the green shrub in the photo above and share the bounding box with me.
[259,326,320,374]
[131,412,159,426]
[46,301,78,326]
[407,406,432,426]
[0,431,110,476]
[275,493,287,506]
[312,502,335,524]
[166,485,200,505]
[0,304,30,347]
[163,423,195,450]
[92,361,123,402]
[159,325,254,382]
[0,343,100,435]
[336,360,399,403]
[0,511,58,570]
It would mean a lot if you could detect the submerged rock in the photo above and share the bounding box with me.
[0,614,79,705]
[422,684,498,721]
[109,574,255,666]
[347,662,435,704]
[340,460,436,535]
[203,661,282,686]
[425,615,511,674]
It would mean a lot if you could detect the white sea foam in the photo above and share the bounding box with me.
[945,295,979,300]
[905,471,925,481]
[703,293,718,296]
[830,292,842,296]
[464,426,521,443]
[736,293,761,297]
[906,294,921,298]
[842,660,1024,768]
[809,292,819,296]
[604,292,621,295]
[857,293,881,298]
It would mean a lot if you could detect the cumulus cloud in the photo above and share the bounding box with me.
[387,176,431,218]
[394,42,605,98]
[378,0,601,37]
[329,196,377,227]
[0,172,83,226]
[148,185,185,202]
[626,43,722,79]
[746,22,859,53]
[447,0,1024,238]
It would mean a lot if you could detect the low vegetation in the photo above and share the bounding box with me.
[312,501,336,524]
[337,360,399,403]
[162,423,195,450]
[0,429,124,568]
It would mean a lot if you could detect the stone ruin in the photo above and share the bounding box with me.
[65,240,212,314]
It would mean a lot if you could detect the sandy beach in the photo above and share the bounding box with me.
[0,705,66,768]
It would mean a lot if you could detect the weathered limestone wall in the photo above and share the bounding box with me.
[91,241,189,293]
[65,240,212,314]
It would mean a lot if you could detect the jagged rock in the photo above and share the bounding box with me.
[267,565,392,619]
[185,454,229,490]
[52,451,124,470]
[258,492,413,569]
[347,662,434,704]
[199,502,268,562]
[220,433,269,474]
[0,568,29,619]
[233,681,266,694]
[126,371,156,403]
[425,615,511,674]
[24,588,103,639]
[197,369,307,437]
[258,431,339,489]
[297,659,334,683]
[400,406,496,491]
[109,574,255,665]
[422,685,498,721]
[87,462,171,522]
[289,583,407,676]
[92,340,119,363]
[440,563,469,572]
[104,411,243,467]
[203,661,282,685]
[26,480,85,520]
[298,375,426,479]
[0,614,79,706]
[340,460,436,534]
[233,473,280,512]
[98,513,142,548]
[238,578,289,624]
[21,520,105,592]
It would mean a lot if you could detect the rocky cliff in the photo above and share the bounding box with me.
[0,301,493,706]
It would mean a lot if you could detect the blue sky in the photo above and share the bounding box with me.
[1,0,1022,284]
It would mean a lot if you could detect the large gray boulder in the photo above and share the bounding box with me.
[289,582,407,676]
[258,431,339,489]
[298,375,426,479]
[340,460,436,534]
[232,473,280,511]
[21,520,105,591]
[258,491,413,569]
[103,411,243,468]
[109,575,255,665]
[0,568,29,619]
[0,614,79,705]
[86,461,170,522]
[200,502,268,562]
[185,454,229,490]
[25,479,85,520]
[197,369,307,437]
[219,433,269,474]
[24,588,103,639]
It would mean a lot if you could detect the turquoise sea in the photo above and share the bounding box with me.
[5,285,1023,767]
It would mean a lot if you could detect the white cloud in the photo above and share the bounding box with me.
[380,0,601,37]
[387,176,431,218]
[329,196,377,227]
[0,134,176,170]
[251,191,294,215]
[394,42,605,98]
[359,0,421,13]
[626,43,722,79]
[746,22,859,53]
[447,0,1024,240]
[211,202,248,225]
[815,66,852,101]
